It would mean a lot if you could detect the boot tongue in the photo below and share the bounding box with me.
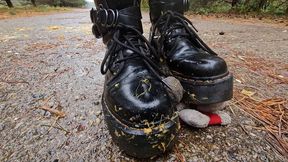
[159,19,189,40]
[149,0,189,23]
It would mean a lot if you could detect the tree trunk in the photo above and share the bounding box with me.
[258,0,268,10]
[31,0,37,7]
[231,0,240,7]
[5,0,14,8]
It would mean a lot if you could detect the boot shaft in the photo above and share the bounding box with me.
[149,0,189,23]
[94,0,140,10]
[91,0,143,43]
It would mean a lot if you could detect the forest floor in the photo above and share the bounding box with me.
[0,9,287,161]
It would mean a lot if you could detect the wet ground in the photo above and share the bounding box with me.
[0,9,287,161]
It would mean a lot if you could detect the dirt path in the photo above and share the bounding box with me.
[0,9,287,161]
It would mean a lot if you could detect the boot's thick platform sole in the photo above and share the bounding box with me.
[101,97,180,158]
[177,73,233,105]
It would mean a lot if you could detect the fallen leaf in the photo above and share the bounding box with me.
[241,89,256,97]
[48,26,63,31]
[143,128,153,134]
[38,105,66,118]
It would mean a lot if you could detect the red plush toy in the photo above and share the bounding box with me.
[164,77,231,128]
[178,102,231,128]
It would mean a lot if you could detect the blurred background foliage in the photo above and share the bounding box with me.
[1,0,287,15]
[1,0,86,8]
[141,0,288,15]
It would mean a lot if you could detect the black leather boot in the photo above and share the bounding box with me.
[149,0,233,105]
[91,0,179,158]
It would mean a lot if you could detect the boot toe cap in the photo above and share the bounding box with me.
[170,54,229,80]
[105,75,174,128]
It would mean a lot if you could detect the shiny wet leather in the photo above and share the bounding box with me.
[149,0,229,81]
[92,0,176,128]
[103,49,174,127]
[163,33,229,80]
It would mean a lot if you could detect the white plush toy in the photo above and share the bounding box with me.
[163,77,231,128]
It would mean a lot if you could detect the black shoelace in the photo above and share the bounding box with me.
[100,24,168,86]
[151,11,217,56]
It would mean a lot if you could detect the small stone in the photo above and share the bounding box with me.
[219,32,225,35]
[95,111,102,116]
[101,146,105,151]
[226,142,231,146]
[162,77,183,102]
[253,154,258,159]
[212,145,219,149]
[242,119,255,126]
[207,135,212,139]
[77,124,86,132]
[95,118,101,125]
[214,157,220,161]
[250,133,256,137]
[0,124,5,131]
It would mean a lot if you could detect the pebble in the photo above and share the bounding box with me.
[77,124,86,132]
[207,135,212,139]
[226,141,231,146]
[253,154,258,159]
[95,111,102,116]
[101,146,105,151]
[95,118,101,125]
[242,119,255,126]
[249,133,257,137]
[0,123,5,131]
[212,145,219,149]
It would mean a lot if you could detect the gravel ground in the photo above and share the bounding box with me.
[0,9,287,161]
